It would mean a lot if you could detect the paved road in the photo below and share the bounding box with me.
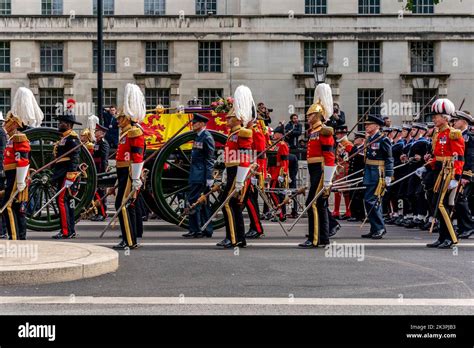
[1,219,473,315]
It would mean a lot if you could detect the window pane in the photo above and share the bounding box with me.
[305,0,327,14]
[357,89,383,130]
[145,0,166,15]
[303,42,328,73]
[42,0,63,15]
[196,0,216,15]
[413,88,438,121]
[412,0,434,14]
[198,42,221,73]
[0,0,12,15]
[92,88,118,115]
[0,42,10,72]
[40,88,64,128]
[358,0,380,14]
[410,42,434,73]
[40,42,63,72]
[0,88,11,116]
[93,0,115,15]
[93,41,117,73]
[145,41,169,72]
[358,41,381,73]
[145,88,170,109]
[198,89,223,107]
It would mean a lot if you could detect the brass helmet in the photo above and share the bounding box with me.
[306,83,333,121]
[81,128,93,142]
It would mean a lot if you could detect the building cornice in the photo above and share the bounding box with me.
[134,72,182,80]
[400,73,451,79]
[27,72,76,79]
[294,73,342,80]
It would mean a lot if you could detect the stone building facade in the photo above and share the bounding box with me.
[0,0,472,127]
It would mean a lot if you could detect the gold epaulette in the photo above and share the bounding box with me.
[128,126,143,138]
[66,172,79,181]
[449,128,462,140]
[12,133,28,143]
[86,142,94,150]
[70,131,78,137]
[320,125,334,136]
[239,128,253,139]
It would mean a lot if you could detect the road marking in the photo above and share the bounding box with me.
[90,242,474,247]
[0,297,472,306]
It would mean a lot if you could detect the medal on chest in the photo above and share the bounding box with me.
[439,136,447,145]
[194,141,203,150]
[309,132,319,141]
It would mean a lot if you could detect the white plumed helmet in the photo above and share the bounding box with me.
[431,98,455,120]
[233,85,256,128]
[313,83,334,121]
[123,83,146,123]
[9,87,44,128]
[86,114,100,141]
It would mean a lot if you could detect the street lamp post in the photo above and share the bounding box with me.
[97,0,103,124]
[312,55,329,86]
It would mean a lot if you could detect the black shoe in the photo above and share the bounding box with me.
[194,233,205,239]
[113,241,128,250]
[420,221,431,231]
[234,241,247,248]
[458,230,474,239]
[216,239,231,247]
[371,229,386,239]
[52,232,65,240]
[129,243,141,250]
[246,230,262,239]
[298,240,316,248]
[361,231,374,239]
[65,232,77,239]
[394,216,405,226]
[340,215,349,220]
[437,240,454,249]
[91,215,105,222]
[182,232,197,238]
[347,217,359,222]
[280,217,287,223]
[317,240,330,247]
[0,234,7,239]
[329,224,341,237]
[426,240,443,248]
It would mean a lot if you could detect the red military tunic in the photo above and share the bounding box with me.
[252,124,267,183]
[224,126,253,168]
[428,125,465,180]
[116,125,145,168]
[4,133,30,171]
[269,141,289,179]
[307,122,336,166]
[85,141,94,156]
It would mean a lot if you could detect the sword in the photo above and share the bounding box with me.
[288,186,330,232]
[255,184,288,236]
[100,188,137,238]
[177,184,222,227]
[0,189,19,214]
[32,186,68,218]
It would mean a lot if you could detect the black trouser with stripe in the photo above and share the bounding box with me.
[2,169,26,240]
[244,183,263,234]
[56,175,76,237]
[454,182,474,234]
[116,167,138,246]
[222,166,245,245]
[307,163,330,245]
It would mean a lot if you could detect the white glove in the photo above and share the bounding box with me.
[250,177,258,186]
[65,180,74,188]
[206,179,214,187]
[415,167,427,178]
[278,176,285,183]
[235,166,250,193]
[385,177,392,186]
[448,180,458,190]
[15,165,29,192]
[132,179,142,191]
[323,166,337,189]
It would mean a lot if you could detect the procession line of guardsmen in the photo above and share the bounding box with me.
[1,84,472,251]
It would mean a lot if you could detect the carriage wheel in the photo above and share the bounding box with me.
[152,130,227,229]
[25,128,97,231]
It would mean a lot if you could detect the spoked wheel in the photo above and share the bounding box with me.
[24,128,97,231]
[152,130,227,230]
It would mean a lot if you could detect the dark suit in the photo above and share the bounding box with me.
[285,122,303,149]
[103,110,119,149]
[326,111,346,129]
[188,129,216,235]
[455,129,474,235]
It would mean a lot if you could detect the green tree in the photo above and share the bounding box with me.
[405,0,441,11]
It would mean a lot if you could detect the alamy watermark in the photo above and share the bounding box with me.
[0,241,38,262]
[324,242,365,262]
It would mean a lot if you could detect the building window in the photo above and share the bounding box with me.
[0,0,12,15]
[40,42,63,72]
[0,89,10,116]
[0,42,10,72]
[305,0,327,14]
[41,0,63,15]
[196,0,216,15]
[198,89,223,107]
[304,42,328,73]
[145,88,170,109]
[357,89,383,130]
[92,88,117,115]
[358,41,381,73]
[93,41,116,73]
[145,42,169,73]
[198,42,221,73]
[412,0,434,14]
[413,88,437,121]
[93,0,115,15]
[145,0,166,15]
[410,42,434,73]
[359,0,380,14]
[40,88,64,128]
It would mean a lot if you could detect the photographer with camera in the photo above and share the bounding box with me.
[257,102,273,126]
[326,103,346,129]
[285,114,303,150]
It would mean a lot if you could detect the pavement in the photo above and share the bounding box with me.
[0,218,473,315]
